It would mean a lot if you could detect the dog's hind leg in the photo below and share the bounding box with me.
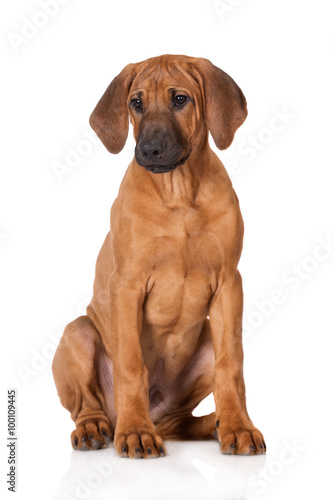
[155,411,217,440]
[52,315,114,450]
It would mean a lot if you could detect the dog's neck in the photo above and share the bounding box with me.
[134,139,216,208]
[150,161,204,206]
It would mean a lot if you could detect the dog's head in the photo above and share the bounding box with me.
[90,55,247,174]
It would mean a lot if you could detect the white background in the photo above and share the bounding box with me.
[1,0,334,499]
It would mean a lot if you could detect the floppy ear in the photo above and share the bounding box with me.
[191,58,247,150]
[89,64,137,154]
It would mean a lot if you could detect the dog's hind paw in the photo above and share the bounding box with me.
[71,418,113,451]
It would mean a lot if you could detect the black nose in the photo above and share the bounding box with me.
[139,138,165,162]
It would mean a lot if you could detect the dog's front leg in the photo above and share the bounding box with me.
[209,270,266,455]
[107,274,166,458]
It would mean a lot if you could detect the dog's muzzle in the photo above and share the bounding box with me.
[138,153,191,174]
[135,130,190,174]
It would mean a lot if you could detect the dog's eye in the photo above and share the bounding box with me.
[131,98,143,110]
[174,95,188,107]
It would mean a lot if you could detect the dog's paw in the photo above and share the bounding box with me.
[215,419,266,455]
[114,424,166,459]
[71,419,113,451]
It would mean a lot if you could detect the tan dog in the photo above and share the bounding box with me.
[52,54,266,458]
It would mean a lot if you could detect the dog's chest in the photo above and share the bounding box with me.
[143,224,223,331]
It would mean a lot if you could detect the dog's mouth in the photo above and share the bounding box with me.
[140,152,191,174]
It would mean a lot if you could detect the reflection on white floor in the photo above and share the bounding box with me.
[54,440,266,500]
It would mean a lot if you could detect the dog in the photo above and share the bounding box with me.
[52,54,266,458]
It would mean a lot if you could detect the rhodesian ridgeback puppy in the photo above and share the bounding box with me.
[52,54,266,458]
